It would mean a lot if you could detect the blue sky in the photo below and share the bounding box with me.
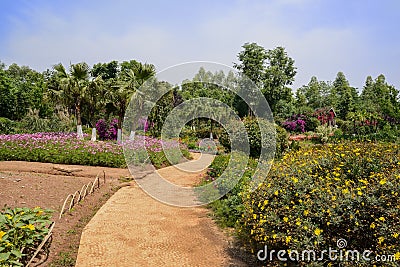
[1,0,399,90]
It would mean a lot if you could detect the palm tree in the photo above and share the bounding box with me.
[83,75,104,141]
[54,62,90,139]
[109,62,156,142]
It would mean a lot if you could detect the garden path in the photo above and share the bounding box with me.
[75,153,236,267]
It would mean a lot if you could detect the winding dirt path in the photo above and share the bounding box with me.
[75,154,239,266]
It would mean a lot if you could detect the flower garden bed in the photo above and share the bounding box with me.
[238,141,400,265]
[0,132,190,169]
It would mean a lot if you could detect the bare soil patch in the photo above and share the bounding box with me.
[0,161,130,266]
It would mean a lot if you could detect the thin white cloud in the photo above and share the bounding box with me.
[2,0,399,91]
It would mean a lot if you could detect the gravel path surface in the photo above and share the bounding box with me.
[75,154,236,267]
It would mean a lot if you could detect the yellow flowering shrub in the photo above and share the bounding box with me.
[238,141,400,265]
[0,207,53,265]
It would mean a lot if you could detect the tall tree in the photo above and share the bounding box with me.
[0,68,16,119]
[361,74,399,119]
[234,43,296,115]
[331,72,357,119]
[263,46,296,112]
[4,64,48,120]
[109,61,156,141]
[91,61,119,80]
[53,62,90,138]
[233,43,267,87]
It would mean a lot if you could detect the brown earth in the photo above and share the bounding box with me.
[0,157,256,267]
[0,161,131,266]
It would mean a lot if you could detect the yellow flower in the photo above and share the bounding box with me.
[285,236,292,243]
[342,188,349,194]
[0,231,6,240]
[357,190,362,196]
[395,252,400,261]
[358,179,368,185]
[296,221,301,226]
[331,195,337,201]
[379,217,385,222]
[377,237,385,244]
[274,190,279,196]
[272,234,277,239]
[22,224,35,231]
[379,179,387,185]
[304,210,309,216]
[392,233,399,238]
[370,222,376,229]
[283,217,289,223]
[292,177,299,183]
[314,228,322,236]
[5,214,12,220]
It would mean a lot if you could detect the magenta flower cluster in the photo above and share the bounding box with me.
[282,114,307,133]
[0,132,180,155]
[138,118,154,132]
[96,118,118,140]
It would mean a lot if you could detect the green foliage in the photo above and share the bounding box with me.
[0,118,15,134]
[0,207,53,266]
[331,72,359,120]
[275,124,289,158]
[304,116,321,132]
[234,43,296,114]
[335,118,352,133]
[203,155,258,227]
[0,143,125,168]
[238,142,400,265]
[0,64,50,121]
[18,111,74,133]
[315,125,334,143]
[296,76,333,110]
[219,117,287,159]
[361,74,400,119]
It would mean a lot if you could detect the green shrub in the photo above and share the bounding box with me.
[238,142,400,265]
[18,112,74,133]
[315,125,334,143]
[335,118,352,133]
[305,116,321,132]
[200,154,258,227]
[0,117,15,134]
[0,207,53,266]
[219,117,287,159]
[275,124,289,158]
